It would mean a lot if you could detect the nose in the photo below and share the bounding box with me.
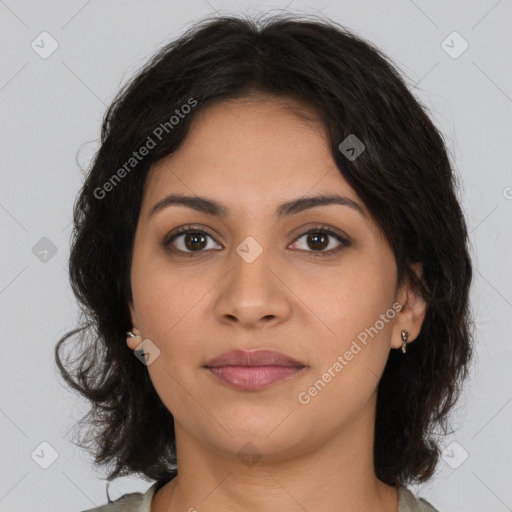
[214,245,292,330]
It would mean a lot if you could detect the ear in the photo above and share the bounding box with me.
[391,263,428,351]
[126,301,141,350]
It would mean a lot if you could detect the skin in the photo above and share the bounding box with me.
[127,93,427,512]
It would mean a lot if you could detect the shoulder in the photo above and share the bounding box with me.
[78,483,159,512]
[399,487,440,512]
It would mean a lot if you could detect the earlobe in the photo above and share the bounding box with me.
[126,329,141,350]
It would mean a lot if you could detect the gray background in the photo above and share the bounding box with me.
[0,1,511,511]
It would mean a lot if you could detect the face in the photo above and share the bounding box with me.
[128,94,423,461]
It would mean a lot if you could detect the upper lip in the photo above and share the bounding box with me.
[204,349,305,368]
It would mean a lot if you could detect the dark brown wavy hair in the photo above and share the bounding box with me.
[55,12,475,490]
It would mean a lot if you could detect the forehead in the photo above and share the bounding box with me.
[142,95,365,218]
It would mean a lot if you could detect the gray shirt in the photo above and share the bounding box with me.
[80,482,440,511]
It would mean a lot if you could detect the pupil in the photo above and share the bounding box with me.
[185,233,206,251]
[308,233,328,250]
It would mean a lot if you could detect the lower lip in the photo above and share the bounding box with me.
[205,366,305,391]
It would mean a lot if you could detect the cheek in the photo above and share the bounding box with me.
[302,250,396,379]
[298,296,395,423]
[300,250,394,332]
[130,272,216,395]
[130,241,207,337]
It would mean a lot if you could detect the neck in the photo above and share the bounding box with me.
[151,396,399,512]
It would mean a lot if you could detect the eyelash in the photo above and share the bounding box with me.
[162,224,351,257]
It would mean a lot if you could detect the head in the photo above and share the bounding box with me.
[56,13,474,489]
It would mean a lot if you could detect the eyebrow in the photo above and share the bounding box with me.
[148,193,366,220]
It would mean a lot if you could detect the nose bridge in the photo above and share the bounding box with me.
[215,232,289,326]
[231,233,275,298]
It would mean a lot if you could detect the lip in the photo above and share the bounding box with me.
[204,349,305,368]
[204,349,306,391]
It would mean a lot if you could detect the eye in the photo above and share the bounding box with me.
[162,224,350,257]
[289,226,350,256]
[163,225,221,255]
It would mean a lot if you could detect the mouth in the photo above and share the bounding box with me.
[203,349,307,391]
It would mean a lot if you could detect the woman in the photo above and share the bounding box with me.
[56,13,473,512]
